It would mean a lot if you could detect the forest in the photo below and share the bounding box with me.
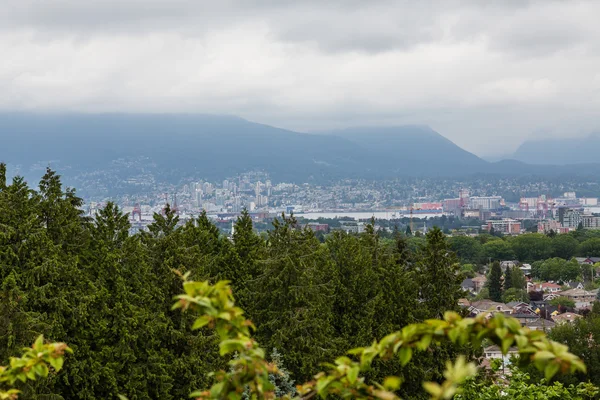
[0,165,597,399]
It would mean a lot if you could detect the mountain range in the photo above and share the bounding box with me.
[1,113,599,187]
[511,133,600,165]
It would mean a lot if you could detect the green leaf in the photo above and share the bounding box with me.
[192,315,211,330]
[347,365,359,384]
[545,362,560,381]
[398,347,412,367]
[383,376,402,390]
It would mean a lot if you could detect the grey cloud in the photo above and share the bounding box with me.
[0,0,599,155]
[3,0,593,55]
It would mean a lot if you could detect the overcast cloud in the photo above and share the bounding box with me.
[1,0,599,155]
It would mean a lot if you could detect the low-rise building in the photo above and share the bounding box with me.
[560,288,596,309]
[552,313,583,324]
[485,219,521,235]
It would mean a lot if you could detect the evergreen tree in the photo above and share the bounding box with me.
[405,225,412,236]
[251,214,336,381]
[511,266,527,291]
[415,227,463,319]
[488,261,503,302]
[503,265,512,290]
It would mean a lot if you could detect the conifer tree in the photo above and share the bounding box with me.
[503,265,513,290]
[415,227,463,319]
[251,213,336,381]
[488,261,503,302]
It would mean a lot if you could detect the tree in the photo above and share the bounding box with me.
[405,225,412,236]
[481,239,515,262]
[447,236,482,264]
[251,214,337,380]
[510,233,553,262]
[502,288,529,303]
[552,234,579,260]
[511,266,527,291]
[487,261,503,302]
[577,238,600,257]
[415,227,464,319]
[268,348,296,398]
[503,266,513,290]
[539,258,581,282]
[549,296,576,309]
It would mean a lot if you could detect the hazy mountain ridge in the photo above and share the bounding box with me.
[2,113,600,189]
[512,133,600,165]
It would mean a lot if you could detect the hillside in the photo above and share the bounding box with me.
[332,125,488,175]
[512,133,600,165]
[3,113,600,190]
[0,113,491,184]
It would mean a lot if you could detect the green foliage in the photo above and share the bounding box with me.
[547,315,600,390]
[538,258,581,282]
[0,335,71,399]
[549,297,577,309]
[447,236,482,264]
[481,239,515,262]
[511,266,527,291]
[502,288,530,303]
[487,261,503,302]
[504,266,513,290]
[577,238,600,257]
[457,368,598,400]
[177,279,587,400]
[552,234,580,260]
[510,234,553,263]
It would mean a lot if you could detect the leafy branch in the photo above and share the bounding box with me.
[0,336,71,400]
[176,278,587,400]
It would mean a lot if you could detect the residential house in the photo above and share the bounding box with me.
[461,278,475,294]
[566,281,584,290]
[520,264,532,275]
[552,313,583,324]
[559,288,596,309]
[575,257,600,265]
[524,318,556,332]
[469,300,512,316]
[530,282,562,293]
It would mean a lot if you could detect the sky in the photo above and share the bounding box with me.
[1,0,600,157]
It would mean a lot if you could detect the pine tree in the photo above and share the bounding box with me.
[503,266,513,290]
[268,348,296,398]
[405,225,412,236]
[0,162,6,190]
[488,261,503,302]
[251,213,336,381]
[415,227,463,319]
[231,209,264,311]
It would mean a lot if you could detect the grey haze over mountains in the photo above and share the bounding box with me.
[1,1,600,154]
[3,113,600,190]
[511,133,600,165]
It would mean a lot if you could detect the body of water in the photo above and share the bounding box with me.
[295,211,443,220]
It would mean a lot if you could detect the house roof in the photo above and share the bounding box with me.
[566,281,584,289]
[540,282,562,289]
[484,345,519,353]
[472,276,487,283]
[461,278,475,288]
[525,319,556,328]
[552,313,583,323]
[471,300,510,312]
[560,288,594,297]
[506,301,529,308]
